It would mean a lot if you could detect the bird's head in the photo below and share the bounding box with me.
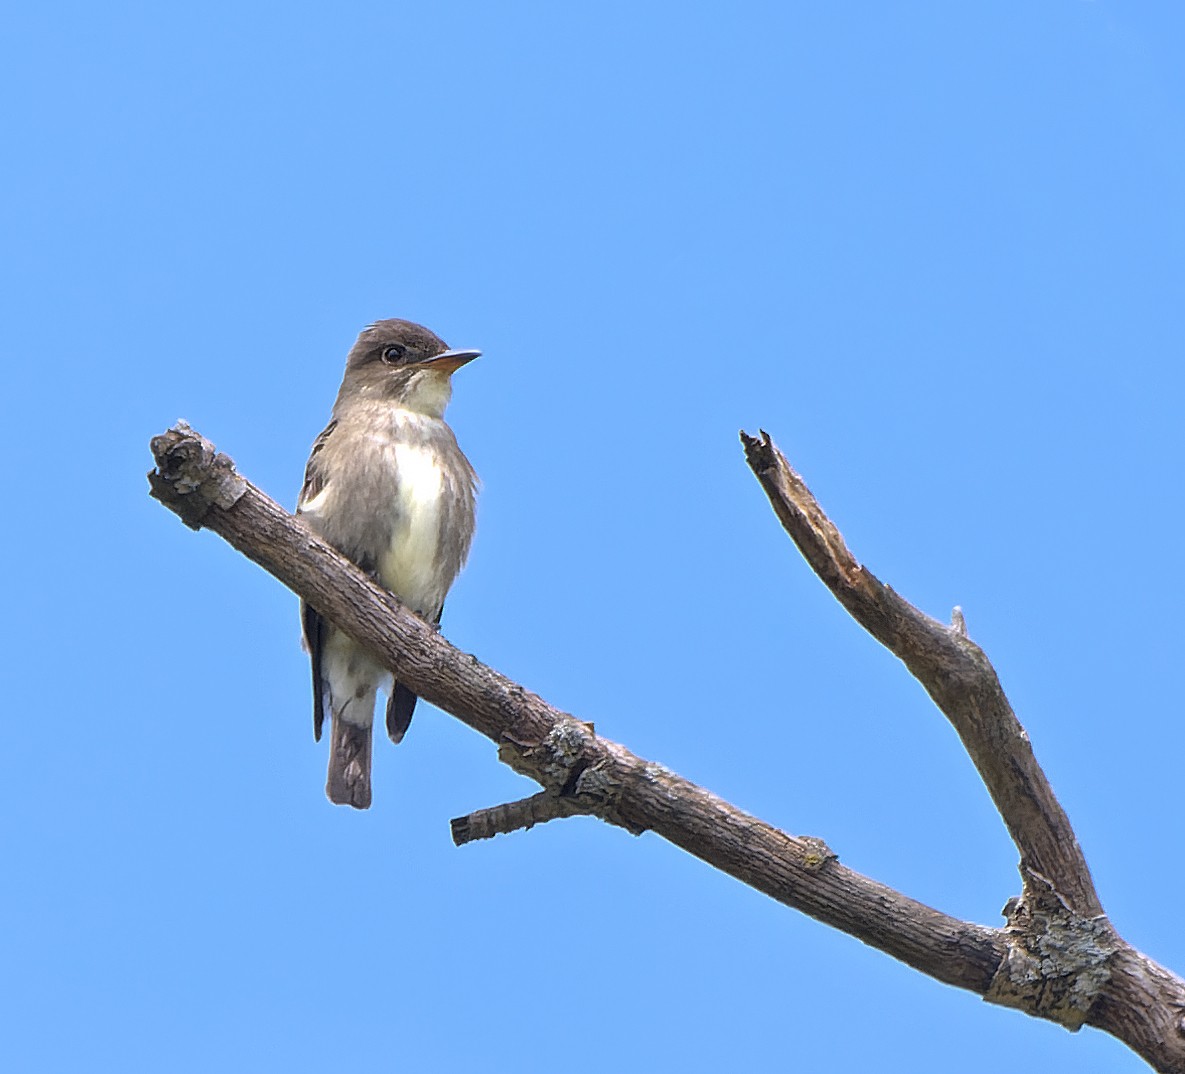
[341,319,480,417]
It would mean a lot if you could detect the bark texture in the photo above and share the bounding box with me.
[149,422,1185,1073]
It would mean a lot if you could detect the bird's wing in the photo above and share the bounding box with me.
[303,602,327,742]
[298,420,336,742]
[297,419,336,509]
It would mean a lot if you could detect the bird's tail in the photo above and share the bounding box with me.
[326,714,373,810]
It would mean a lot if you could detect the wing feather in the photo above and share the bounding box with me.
[297,419,336,509]
[298,420,337,741]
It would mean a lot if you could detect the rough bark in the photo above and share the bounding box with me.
[148,422,1185,1073]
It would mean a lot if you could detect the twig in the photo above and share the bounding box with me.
[451,791,585,845]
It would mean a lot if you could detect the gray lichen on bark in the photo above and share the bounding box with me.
[987,870,1119,1030]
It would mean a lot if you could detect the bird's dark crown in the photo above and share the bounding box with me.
[345,318,451,372]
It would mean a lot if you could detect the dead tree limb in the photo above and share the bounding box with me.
[741,430,1099,914]
[148,422,1185,1073]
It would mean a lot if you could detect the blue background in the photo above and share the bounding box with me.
[4,3,1183,1071]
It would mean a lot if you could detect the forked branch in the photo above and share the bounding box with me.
[740,430,1100,915]
[738,430,1184,1070]
[148,422,1185,1073]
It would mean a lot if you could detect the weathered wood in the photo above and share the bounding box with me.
[740,429,1100,916]
[149,422,1185,1072]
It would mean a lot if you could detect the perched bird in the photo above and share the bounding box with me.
[297,319,479,809]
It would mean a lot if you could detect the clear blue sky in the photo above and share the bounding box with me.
[4,3,1183,1071]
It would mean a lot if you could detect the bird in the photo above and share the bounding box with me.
[296,319,479,808]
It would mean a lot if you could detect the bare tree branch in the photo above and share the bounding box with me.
[738,430,1185,1070]
[740,430,1100,916]
[148,422,1185,1073]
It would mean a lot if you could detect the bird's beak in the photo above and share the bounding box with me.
[422,348,481,374]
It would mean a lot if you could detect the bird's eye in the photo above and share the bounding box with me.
[381,344,407,364]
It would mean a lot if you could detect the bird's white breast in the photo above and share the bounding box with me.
[380,439,446,609]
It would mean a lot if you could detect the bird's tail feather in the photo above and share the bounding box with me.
[326,716,373,809]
